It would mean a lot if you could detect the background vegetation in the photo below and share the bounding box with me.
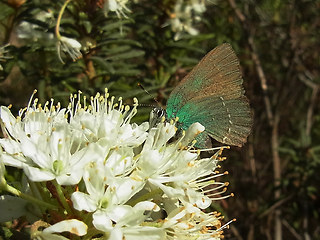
[0,0,319,239]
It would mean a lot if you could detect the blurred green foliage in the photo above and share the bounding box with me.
[0,0,320,239]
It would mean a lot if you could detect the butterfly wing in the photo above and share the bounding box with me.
[166,43,252,146]
[175,96,252,147]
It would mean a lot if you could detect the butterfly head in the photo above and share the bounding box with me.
[149,107,167,129]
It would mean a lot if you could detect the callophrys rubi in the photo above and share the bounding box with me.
[158,43,252,148]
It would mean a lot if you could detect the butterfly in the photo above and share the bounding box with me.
[152,43,252,148]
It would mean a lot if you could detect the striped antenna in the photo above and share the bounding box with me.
[137,83,161,106]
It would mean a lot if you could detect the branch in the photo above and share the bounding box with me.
[259,194,293,218]
[228,0,274,126]
[298,71,320,138]
[227,2,283,240]
[282,219,303,240]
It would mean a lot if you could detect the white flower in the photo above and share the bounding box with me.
[69,94,148,149]
[103,0,131,18]
[0,89,232,239]
[0,96,93,184]
[71,160,158,236]
[191,0,206,13]
[1,125,80,184]
[167,0,207,40]
[57,36,82,62]
[162,203,225,239]
[132,121,220,209]
[16,11,54,42]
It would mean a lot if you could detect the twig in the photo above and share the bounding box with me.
[227,2,282,239]
[259,194,293,219]
[228,0,246,23]
[298,72,320,138]
[282,219,303,240]
[248,35,274,125]
[295,57,319,240]
[228,0,274,125]
[230,225,244,240]
[271,113,281,240]
[248,135,257,183]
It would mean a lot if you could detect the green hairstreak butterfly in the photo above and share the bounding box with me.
[153,43,252,148]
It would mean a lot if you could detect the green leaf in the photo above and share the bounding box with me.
[106,50,145,60]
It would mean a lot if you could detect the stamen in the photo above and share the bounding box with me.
[83,95,87,110]
[118,97,123,110]
[49,99,54,112]
[216,218,236,232]
[26,89,37,112]
[108,96,115,113]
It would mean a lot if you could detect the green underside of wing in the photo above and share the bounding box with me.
[169,96,252,147]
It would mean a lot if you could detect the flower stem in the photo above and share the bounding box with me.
[3,183,58,210]
[55,0,72,39]
[52,180,73,215]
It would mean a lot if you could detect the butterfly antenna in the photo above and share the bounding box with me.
[189,146,230,152]
[138,83,161,106]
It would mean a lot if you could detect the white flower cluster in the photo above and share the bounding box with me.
[103,0,131,18]
[17,11,54,42]
[0,89,231,240]
[168,0,207,40]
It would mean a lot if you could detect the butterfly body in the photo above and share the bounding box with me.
[165,43,252,147]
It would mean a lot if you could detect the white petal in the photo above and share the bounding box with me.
[142,129,156,150]
[43,219,87,236]
[20,135,51,169]
[107,149,133,175]
[49,125,69,160]
[0,139,21,154]
[108,0,118,11]
[92,210,113,232]
[186,188,211,209]
[156,124,176,147]
[149,179,184,198]
[23,111,49,137]
[23,165,55,182]
[134,201,160,212]
[71,192,97,212]
[55,171,83,185]
[60,36,81,49]
[113,178,145,203]
[181,122,205,146]
[109,227,123,240]
[0,106,19,138]
[164,208,187,227]
[1,153,27,168]
[114,202,160,227]
[138,150,164,175]
[82,161,106,196]
[108,205,132,223]
[70,143,104,168]
[187,26,199,35]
